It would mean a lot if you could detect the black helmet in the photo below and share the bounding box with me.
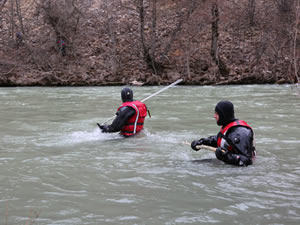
[121,87,133,102]
[215,100,235,126]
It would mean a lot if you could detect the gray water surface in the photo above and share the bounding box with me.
[0,85,300,225]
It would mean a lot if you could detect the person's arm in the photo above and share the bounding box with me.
[191,135,218,150]
[215,149,252,166]
[100,107,135,133]
[215,127,254,166]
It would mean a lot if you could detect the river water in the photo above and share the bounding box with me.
[0,85,300,225]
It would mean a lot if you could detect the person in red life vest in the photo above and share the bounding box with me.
[99,87,147,137]
[191,100,256,166]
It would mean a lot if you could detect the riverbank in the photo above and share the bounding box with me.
[0,0,299,86]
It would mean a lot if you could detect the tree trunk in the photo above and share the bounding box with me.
[247,0,256,26]
[104,0,118,76]
[138,0,164,74]
[292,0,300,83]
[210,2,229,78]
[9,0,15,41]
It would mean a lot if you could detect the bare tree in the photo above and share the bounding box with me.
[268,0,299,83]
[210,1,229,78]
[0,0,8,13]
[247,0,256,26]
[102,0,119,76]
[292,0,300,83]
[15,0,25,35]
[161,0,198,59]
[36,0,85,56]
[3,0,25,43]
[136,0,199,75]
[8,0,15,41]
[137,0,164,74]
[276,0,293,13]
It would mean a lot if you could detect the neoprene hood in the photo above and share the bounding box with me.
[215,100,235,126]
[121,87,133,102]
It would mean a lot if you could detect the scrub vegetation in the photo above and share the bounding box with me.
[0,0,299,86]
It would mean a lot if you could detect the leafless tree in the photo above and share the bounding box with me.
[1,0,26,44]
[247,0,256,26]
[8,0,15,41]
[210,1,229,78]
[269,0,300,83]
[136,0,199,75]
[292,0,300,83]
[36,0,88,56]
[137,0,164,74]
[276,0,293,13]
[15,0,24,35]
[101,0,119,76]
[0,0,8,12]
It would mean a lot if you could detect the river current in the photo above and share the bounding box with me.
[0,85,300,225]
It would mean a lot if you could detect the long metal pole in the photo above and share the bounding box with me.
[99,79,183,125]
[140,79,183,102]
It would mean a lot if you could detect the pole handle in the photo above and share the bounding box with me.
[183,141,217,152]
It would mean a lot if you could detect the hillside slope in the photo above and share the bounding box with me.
[0,0,299,86]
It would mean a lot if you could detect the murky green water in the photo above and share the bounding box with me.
[1,85,300,225]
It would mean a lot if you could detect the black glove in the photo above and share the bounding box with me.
[237,155,252,166]
[215,147,228,160]
[200,137,216,145]
[191,139,205,151]
[99,124,110,133]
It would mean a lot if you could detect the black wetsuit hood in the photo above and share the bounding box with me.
[121,87,133,102]
[215,100,235,126]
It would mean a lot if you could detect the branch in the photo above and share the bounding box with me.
[0,0,8,13]
[293,0,300,83]
[162,0,198,58]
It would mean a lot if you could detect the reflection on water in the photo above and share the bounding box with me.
[0,85,300,225]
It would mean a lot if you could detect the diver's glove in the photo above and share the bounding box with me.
[191,139,205,151]
[99,125,110,133]
[191,137,215,151]
[215,147,228,160]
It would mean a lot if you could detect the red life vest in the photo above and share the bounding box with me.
[217,120,253,152]
[117,101,147,137]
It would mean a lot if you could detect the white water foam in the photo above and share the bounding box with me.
[36,128,123,147]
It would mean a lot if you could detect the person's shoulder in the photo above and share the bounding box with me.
[120,105,135,112]
[119,105,130,111]
[229,126,252,136]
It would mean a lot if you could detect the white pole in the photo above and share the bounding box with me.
[141,79,183,102]
[99,79,183,125]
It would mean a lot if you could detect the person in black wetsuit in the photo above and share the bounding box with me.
[191,100,256,166]
[99,87,147,137]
